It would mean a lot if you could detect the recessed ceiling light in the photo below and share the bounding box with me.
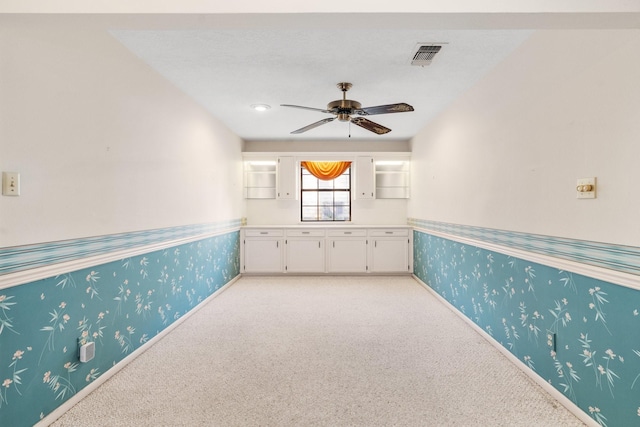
[251,104,271,112]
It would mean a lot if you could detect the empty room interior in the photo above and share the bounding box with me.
[1,1,640,426]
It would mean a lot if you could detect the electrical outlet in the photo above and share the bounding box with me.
[79,341,95,363]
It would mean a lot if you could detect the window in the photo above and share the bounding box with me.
[301,164,351,222]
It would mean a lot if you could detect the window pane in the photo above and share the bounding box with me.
[319,207,334,220]
[302,206,318,221]
[333,174,349,189]
[302,191,318,206]
[334,191,350,205]
[318,192,333,205]
[302,174,317,189]
[335,206,350,221]
[318,179,333,190]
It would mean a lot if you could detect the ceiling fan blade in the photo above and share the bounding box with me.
[291,117,336,134]
[356,103,414,115]
[281,104,335,114]
[350,117,391,135]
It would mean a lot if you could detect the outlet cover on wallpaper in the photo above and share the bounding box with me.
[79,341,95,363]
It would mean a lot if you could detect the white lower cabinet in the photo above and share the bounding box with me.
[327,229,368,273]
[241,226,411,274]
[369,228,411,273]
[285,230,325,273]
[242,229,283,273]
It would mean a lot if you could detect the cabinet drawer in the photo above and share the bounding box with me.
[368,228,409,237]
[244,229,284,237]
[327,229,367,237]
[286,229,325,237]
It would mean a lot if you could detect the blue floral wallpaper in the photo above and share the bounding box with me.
[414,230,640,427]
[0,231,239,427]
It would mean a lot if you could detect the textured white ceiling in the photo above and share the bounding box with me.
[5,5,639,143]
[97,9,638,142]
[111,27,532,141]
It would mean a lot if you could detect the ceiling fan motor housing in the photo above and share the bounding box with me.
[327,99,362,121]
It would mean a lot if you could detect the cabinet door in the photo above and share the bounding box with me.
[328,238,368,273]
[370,238,409,272]
[286,238,325,273]
[355,156,374,199]
[243,238,283,273]
[277,156,296,199]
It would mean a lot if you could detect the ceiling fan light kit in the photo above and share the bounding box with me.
[281,82,414,135]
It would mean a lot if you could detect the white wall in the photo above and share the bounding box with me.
[408,29,640,246]
[0,16,244,247]
[245,198,408,226]
[243,147,410,226]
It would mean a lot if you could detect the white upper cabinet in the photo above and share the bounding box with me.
[277,156,296,199]
[375,160,410,199]
[355,156,374,199]
[244,159,277,199]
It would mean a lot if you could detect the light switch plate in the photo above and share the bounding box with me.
[576,177,596,199]
[2,172,20,196]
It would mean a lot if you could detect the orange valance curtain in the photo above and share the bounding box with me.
[301,161,352,181]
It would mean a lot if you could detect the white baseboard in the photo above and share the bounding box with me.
[412,274,598,427]
[36,275,240,427]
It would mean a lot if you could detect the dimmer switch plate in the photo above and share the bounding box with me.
[576,177,596,199]
[2,172,20,196]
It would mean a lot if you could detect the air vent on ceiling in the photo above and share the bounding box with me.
[411,44,442,66]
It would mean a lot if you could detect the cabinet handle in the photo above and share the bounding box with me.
[318,242,321,249]
[276,241,279,248]
[302,231,310,234]
[344,231,352,235]
[385,231,393,234]
[260,232,268,234]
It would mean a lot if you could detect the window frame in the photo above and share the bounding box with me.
[300,164,351,222]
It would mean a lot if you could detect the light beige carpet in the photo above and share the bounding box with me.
[50,276,585,426]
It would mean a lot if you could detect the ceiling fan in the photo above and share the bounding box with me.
[281,82,414,135]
